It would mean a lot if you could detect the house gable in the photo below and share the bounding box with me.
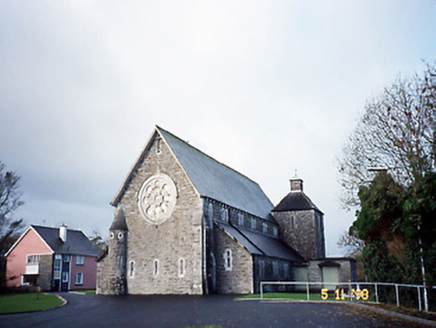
[6,227,53,288]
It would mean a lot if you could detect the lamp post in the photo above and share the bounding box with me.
[366,167,429,312]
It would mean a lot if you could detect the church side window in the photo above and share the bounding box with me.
[221,208,228,222]
[129,261,135,278]
[224,249,233,271]
[272,226,278,237]
[273,262,279,277]
[208,203,213,229]
[238,213,244,226]
[290,215,295,229]
[153,259,159,277]
[262,222,268,234]
[156,137,162,154]
[250,218,256,230]
[178,258,185,277]
[284,262,290,279]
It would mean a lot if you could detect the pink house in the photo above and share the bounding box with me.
[5,225,99,291]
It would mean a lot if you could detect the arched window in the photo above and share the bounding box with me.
[272,227,278,237]
[208,203,213,228]
[238,213,244,226]
[262,222,268,233]
[153,259,159,277]
[251,217,256,230]
[178,258,185,277]
[224,248,233,271]
[156,137,162,154]
[221,208,228,222]
[129,260,135,278]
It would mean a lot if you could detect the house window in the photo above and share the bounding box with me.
[75,272,83,285]
[178,258,185,277]
[153,259,159,277]
[224,249,233,271]
[27,254,40,264]
[129,261,135,278]
[284,263,290,279]
[62,271,69,283]
[76,255,84,265]
[53,257,62,280]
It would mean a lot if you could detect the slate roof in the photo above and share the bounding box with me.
[32,225,99,257]
[217,222,304,262]
[156,127,274,219]
[272,191,322,213]
[112,126,275,220]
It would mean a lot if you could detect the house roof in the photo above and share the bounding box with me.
[272,191,322,213]
[112,126,274,220]
[217,222,304,262]
[31,225,99,257]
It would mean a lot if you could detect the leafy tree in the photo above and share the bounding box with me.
[0,161,25,286]
[89,230,107,252]
[339,64,435,208]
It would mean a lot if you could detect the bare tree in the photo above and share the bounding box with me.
[0,161,25,285]
[337,231,365,257]
[338,64,436,208]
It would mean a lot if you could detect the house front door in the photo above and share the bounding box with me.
[61,255,70,291]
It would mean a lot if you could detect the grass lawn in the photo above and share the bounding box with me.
[0,293,64,314]
[73,290,96,294]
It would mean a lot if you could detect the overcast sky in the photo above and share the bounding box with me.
[1,1,435,256]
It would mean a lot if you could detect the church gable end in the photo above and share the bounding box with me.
[100,128,203,295]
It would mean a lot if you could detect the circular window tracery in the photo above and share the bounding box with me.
[138,173,177,225]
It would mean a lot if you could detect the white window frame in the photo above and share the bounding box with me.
[224,248,233,271]
[26,254,40,264]
[178,258,185,277]
[262,222,268,233]
[118,232,124,239]
[62,271,69,283]
[221,208,228,222]
[153,259,159,277]
[251,218,256,230]
[75,272,83,285]
[129,260,135,278]
[76,255,84,265]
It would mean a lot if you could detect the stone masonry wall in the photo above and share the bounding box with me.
[38,254,52,291]
[214,227,253,294]
[272,210,318,260]
[118,133,203,295]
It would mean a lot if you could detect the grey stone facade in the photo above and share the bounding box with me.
[38,254,52,291]
[97,126,355,295]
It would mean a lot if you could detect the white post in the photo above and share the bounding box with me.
[395,284,400,307]
[306,283,309,301]
[417,287,422,312]
[260,282,263,299]
[417,224,429,312]
[375,283,379,303]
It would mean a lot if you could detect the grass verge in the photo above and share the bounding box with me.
[0,293,64,314]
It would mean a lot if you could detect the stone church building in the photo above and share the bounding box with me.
[97,126,355,295]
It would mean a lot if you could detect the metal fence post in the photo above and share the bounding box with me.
[306,283,309,301]
[395,284,400,307]
[417,286,422,312]
[375,283,379,304]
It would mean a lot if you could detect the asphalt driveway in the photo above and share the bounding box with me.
[0,293,427,327]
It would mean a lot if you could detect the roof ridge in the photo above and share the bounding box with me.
[31,224,85,233]
[156,125,261,187]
